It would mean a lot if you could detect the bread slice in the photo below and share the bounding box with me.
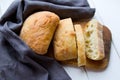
[84,19,105,60]
[74,24,86,66]
[53,18,77,61]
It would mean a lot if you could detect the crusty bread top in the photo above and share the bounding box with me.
[20,11,60,55]
[53,18,77,61]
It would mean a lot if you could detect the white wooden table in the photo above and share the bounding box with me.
[0,0,120,80]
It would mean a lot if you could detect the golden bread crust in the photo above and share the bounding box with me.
[53,18,77,61]
[20,11,60,55]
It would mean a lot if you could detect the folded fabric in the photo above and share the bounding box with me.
[0,0,95,80]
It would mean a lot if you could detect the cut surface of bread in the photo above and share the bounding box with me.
[53,18,77,61]
[74,24,86,66]
[84,19,105,60]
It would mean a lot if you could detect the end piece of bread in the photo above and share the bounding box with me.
[20,11,60,55]
[84,19,105,60]
[86,26,111,70]
[74,24,86,66]
[53,18,77,61]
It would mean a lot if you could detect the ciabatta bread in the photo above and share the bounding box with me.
[84,19,105,60]
[53,18,77,61]
[60,25,111,70]
[74,24,86,66]
[20,11,60,55]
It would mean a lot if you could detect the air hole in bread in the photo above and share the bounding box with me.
[86,32,90,37]
[90,43,92,45]
[88,49,93,52]
[91,24,93,27]
[93,55,96,59]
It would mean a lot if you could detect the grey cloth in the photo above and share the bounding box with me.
[0,0,95,80]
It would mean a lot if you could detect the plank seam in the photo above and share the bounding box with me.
[112,41,120,59]
[83,67,90,80]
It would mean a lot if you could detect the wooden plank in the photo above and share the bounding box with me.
[64,66,88,80]
[86,43,120,80]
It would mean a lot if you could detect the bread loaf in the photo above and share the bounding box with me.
[20,11,60,55]
[74,24,86,66]
[84,19,105,60]
[53,18,77,61]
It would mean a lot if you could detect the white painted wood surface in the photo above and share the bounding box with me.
[86,43,120,80]
[0,0,120,80]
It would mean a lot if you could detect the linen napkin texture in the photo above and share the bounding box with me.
[0,0,95,80]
